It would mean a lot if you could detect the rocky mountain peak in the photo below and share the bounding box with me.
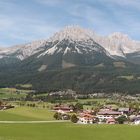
[48,25,93,42]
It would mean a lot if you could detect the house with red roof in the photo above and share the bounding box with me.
[78,113,95,124]
[53,105,73,113]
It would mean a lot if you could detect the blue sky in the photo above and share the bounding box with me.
[0,0,140,47]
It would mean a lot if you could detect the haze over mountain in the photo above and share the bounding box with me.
[0,26,140,94]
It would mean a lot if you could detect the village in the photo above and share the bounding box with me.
[1,88,140,126]
[52,103,140,125]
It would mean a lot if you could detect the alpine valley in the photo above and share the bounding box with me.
[1,26,140,94]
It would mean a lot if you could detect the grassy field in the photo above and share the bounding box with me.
[0,102,139,140]
[0,93,26,99]
[0,123,140,140]
[78,98,107,103]
[0,88,29,99]
[0,107,54,121]
[78,98,109,109]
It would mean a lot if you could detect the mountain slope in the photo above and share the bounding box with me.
[4,26,114,70]
[0,26,140,94]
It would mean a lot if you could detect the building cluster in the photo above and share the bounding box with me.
[53,104,140,125]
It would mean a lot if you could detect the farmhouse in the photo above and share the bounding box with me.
[97,110,122,122]
[78,113,95,124]
[53,105,73,113]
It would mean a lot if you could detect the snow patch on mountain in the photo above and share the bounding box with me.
[64,47,71,55]
[75,46,82,54]
[43,46,57,56]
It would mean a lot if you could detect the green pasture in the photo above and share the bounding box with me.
[0,107,54,121]
[0,88,29,99]
[78,98,108,103]
[0,123,140,140]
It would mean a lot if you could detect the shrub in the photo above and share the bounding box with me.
[116,115,128,124]
[53,112,61,120]
[74,103,83,112]
[71,114,78,123]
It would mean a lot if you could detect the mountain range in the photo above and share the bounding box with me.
[1,26,140,94]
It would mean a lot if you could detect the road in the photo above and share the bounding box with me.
[0,120,70,124]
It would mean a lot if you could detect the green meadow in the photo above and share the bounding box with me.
[0,101,139,140]
[0,107,54,121]
[0,88,29,99]
[0,91,139,140]
[0,123,140,140]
